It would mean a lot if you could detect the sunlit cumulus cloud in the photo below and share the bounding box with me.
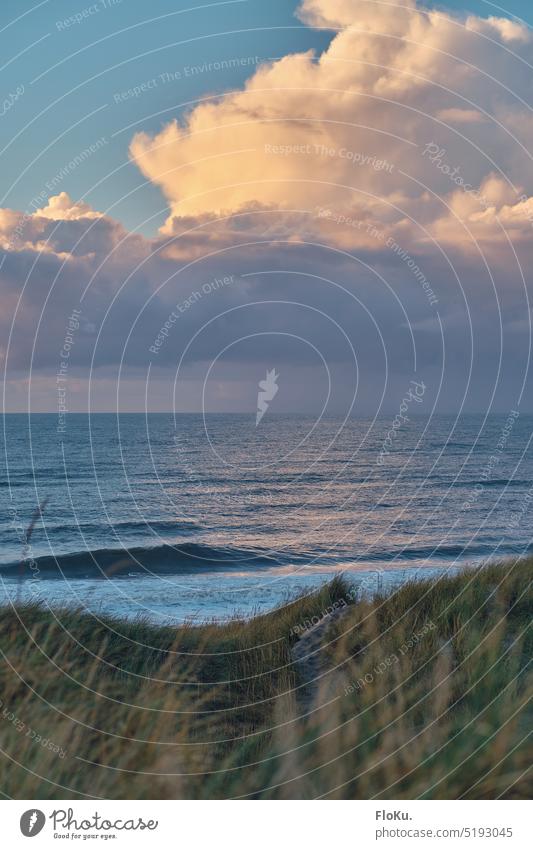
[34,192,102,222]
[2,0,533,412]
[128,0,533,252]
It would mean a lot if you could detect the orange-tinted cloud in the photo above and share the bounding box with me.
[127,0,533,259]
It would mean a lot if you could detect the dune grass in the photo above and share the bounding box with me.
[0,561,530,799]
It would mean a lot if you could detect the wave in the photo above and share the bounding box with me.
[356,541,531,562]
[0,542,286,579]
[2,539,527,580]
[19,519,202,536]
[474,479,533,488]
[449,479,533,489]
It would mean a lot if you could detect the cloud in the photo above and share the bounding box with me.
[435,107,487,124]
[2,0,533,412]
[35,192,101,221]
[0,191,131,257]
[297,0,416,30]
[127,0,533,263]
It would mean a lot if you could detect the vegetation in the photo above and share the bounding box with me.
[0,560,530,798]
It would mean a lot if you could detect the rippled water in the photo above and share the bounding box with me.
[1,412,531,621]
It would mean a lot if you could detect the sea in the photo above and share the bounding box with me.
[1,412,531,623]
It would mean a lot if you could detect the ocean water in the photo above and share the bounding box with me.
[1,412,532,622]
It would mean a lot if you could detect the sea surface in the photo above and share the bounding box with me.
[1,412,532,623]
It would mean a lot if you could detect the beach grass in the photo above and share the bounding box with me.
[0,560,530,799]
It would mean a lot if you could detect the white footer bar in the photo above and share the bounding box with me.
[3,799,530,848]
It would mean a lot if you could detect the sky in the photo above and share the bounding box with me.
[2,0,533,415]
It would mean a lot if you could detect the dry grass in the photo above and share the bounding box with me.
[0,561,530,798]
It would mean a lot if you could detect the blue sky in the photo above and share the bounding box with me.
[2,0,331,233]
